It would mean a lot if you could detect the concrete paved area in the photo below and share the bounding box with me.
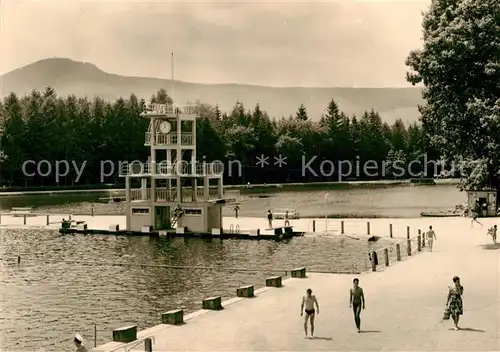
[93,216,499,351]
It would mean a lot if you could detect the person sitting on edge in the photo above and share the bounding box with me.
[426,225,437,252]
[301,288,319,338]
[74,334,88,352]
[349,278,365,333]
[267,210,273,229]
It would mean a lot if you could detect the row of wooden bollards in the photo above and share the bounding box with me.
[109,267,308,350]
[371,228,427,272]
[311,220,410,238]
[0,213,52,226]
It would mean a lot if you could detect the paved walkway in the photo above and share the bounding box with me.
[94,216,499,351]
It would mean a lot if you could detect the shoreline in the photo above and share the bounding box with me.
[0,178,461,197]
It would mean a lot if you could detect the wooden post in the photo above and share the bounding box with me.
[389,223,393,238]
[417,235,422,251]
[406,226,410,239]
[396,244,401,261]
[422,232,426,247]
[341,221,344,234]
[94,324,97,347]
[407,239,412,256]
[371,251,376,271]
[367,222,370,235]
[23,215,27,225]
[145,337,153,352]
[312,220,316,232]
[384,248,389,266]
[46,214,50,226]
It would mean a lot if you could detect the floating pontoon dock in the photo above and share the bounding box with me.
[59,225,303,241]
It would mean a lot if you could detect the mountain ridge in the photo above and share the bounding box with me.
[1,58,424,123]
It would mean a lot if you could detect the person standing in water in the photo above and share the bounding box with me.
[471,201,483,227]
[74,334,88,352]
[349,278,365,333]
[426,226,437,252]
[301,288,319,338]
[445,276,464,330]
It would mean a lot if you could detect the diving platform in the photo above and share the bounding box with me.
[119,161,223,178]
[120,100,234,234]
[128,188,240,203]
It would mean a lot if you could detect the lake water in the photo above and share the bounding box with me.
[0,184,465,218]
[0,185,464,351]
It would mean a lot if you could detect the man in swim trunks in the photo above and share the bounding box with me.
[349,278,365,333]
[426,225,437,252]
[301,288,319,337]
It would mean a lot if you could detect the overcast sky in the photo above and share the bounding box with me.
[1,0,430,87]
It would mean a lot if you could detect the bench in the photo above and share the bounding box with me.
[273,209,300,219]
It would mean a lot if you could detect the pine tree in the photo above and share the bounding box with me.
[296,104,308,121]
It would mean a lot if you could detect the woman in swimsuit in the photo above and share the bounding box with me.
[301,288,319,337]
[446,276,464,330]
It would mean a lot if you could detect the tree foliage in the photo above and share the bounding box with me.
[0,87,434,187]
[405,0,500,190]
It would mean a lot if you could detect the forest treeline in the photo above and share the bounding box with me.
[0,87,439,187]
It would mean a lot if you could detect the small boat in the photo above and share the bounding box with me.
[421,204,466,217]
[410,178,436,185]
[97,196,126,203]
[420,211,462,217]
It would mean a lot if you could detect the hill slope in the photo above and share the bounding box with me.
[1,58,424,124]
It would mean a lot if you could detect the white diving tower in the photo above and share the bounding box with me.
[119,102,239,232]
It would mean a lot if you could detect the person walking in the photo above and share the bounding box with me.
[487,224,497,244]
[471,201,483,227]
[444,276,464,330]
[349,278,365,333]
[301,288,319,338]
[426,226,437,252]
